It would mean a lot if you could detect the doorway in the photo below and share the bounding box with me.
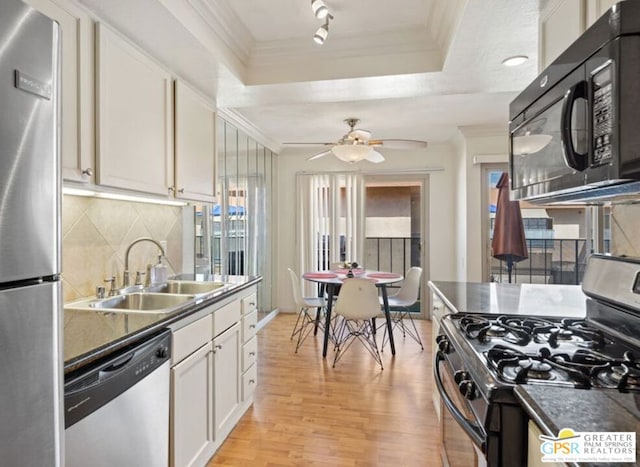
[363,174,428,318]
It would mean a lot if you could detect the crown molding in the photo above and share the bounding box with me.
[251,26,436,62]
[247,27,442,84]
[187,0,253,60]
[428,0,467,56]
[157,0,249,79]
[217,108,280,153]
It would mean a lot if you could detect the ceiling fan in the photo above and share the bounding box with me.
[284,118,428,163]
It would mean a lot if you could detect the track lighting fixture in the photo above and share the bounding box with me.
[311,0,329,19]
[313,14,332,45]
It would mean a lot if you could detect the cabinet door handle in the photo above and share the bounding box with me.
[249,324,256,329]
[177,188,184,194]
[168,186,175,193]
[249,379,255,384]
[215,344,222,349]
[82,167,93,176]
[249,351,256,356]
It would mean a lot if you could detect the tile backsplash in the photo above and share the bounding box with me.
[610,204,640,257]
[62,195,185,302]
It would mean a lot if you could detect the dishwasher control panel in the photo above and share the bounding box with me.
[64,329,171,428]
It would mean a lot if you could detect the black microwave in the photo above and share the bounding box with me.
[509,0,640,204]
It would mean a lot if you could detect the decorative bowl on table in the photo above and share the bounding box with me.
[339,262,362,278]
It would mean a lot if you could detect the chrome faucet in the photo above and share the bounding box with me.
[123,237,166,287]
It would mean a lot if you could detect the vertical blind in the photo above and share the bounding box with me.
[296,172,365,293]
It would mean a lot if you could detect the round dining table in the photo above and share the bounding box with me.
[302,268,404,357]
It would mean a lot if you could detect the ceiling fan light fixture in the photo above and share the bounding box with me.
[332,144,373,163]
[311,0,329,19]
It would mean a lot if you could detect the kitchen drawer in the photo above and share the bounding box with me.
[242,363,257,401]
[214,299,241,337]
[242,336,257,372]
[242,309,258,343]
[241,293,257,315]
[172,313,213,365]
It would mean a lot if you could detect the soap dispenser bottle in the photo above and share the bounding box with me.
[152,255,168,284]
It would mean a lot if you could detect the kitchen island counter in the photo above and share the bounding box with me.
[63,275,261,374]
[429,281,587,318]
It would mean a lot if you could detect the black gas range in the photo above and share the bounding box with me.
[434,255,640,467]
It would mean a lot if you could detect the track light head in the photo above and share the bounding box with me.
[311,0,329,19]
[313,25,328,44]
[313,14,332,45]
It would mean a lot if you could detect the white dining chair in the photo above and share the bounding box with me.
[288,268,326,353]
[332,278,384,370]
[380,266,424,350]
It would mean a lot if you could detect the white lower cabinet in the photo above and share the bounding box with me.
[171,342,213,467]
[170,288,257,467]
[213,323,241,438]
[430,291,447,420]
[241,294,259,402]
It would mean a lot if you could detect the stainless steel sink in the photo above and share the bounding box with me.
[92,293,194,311]
[64,280,232,315]
[145,280,227,296]
[65,292,195,314]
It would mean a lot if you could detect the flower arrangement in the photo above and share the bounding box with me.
[342,261,359,277]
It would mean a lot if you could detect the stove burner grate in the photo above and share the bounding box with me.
[456,314,607,350]
[485,345,592,388]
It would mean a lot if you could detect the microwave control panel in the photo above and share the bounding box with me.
[592,64,612,166]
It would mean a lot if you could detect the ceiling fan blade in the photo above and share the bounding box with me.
[348,129,372,141]
[368,139,428,149]
[365,150,385,163]
[307,150,333,161]
[283,142,333,146]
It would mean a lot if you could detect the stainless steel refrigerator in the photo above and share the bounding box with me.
[0,0,62,466]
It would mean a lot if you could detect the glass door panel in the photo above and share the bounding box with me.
[363,175,426,317]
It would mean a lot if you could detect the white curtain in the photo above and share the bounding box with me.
[296,172,365,292]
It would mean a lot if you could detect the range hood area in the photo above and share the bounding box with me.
[509,0,640,206]
[526,180,640,205]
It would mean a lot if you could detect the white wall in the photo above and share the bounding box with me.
[452,131,467,281]
[454,126,509,282]
[276,144,458,313]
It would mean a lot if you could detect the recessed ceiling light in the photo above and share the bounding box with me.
[502,55,529,67]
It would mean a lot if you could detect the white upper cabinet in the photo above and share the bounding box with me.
[24,0,94,183]
[586,0,618,27]
[539,0,586,71]
[96,22,173,195]
[174,81,216,202]
[539,0,619,72]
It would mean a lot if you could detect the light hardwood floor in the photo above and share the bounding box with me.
[207,313,442,466]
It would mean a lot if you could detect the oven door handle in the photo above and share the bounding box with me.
[434,350,487,451]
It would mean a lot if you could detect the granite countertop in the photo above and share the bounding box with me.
[515,386,640,466]
[429,280,587,318]
[63,275,261,374]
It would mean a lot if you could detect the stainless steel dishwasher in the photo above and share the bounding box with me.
[64,329,171,467]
